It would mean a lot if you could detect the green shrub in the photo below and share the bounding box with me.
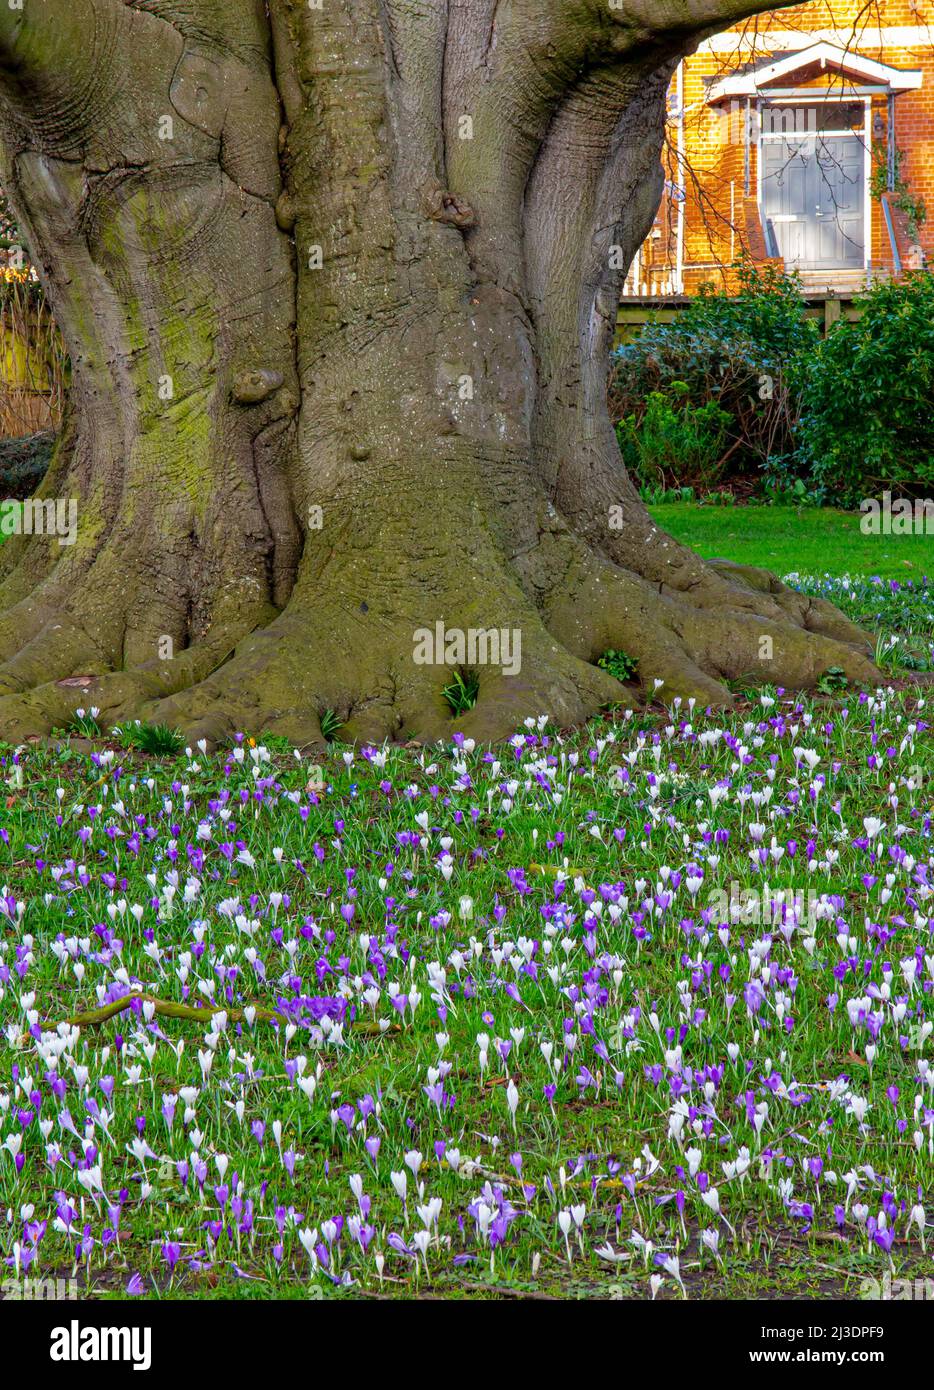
[615,382,732,490]
[0,430,56,500]
[610,260,818,488]
[118,721,183,756]
[612,264,934,506]
[870,145,926,242]
[638,484,696,505]
[319,709,344,741]
[795,273,934,504]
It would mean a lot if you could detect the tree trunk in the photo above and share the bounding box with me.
[0,0,877,746]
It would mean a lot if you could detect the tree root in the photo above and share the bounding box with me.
[541,538,879,704]
[0,498,882,747]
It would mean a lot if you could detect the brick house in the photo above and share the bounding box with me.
[627,0,934,298]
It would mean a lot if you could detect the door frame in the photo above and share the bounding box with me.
[756,95,871,272]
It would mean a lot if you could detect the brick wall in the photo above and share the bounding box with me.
[632,0,934,295]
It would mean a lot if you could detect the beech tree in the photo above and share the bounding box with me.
[0,0,877,746]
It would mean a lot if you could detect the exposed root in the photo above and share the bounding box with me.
[135,575,625,747]
[706,558,876,649]
[542,542,879,706]
[0,617,262,744]
[0,511,881,747]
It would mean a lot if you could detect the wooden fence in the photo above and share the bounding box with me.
[0,281,872,433]
[616,292,862,345]
[0,273,66,437]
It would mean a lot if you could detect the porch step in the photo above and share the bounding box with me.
[795,267,890,294]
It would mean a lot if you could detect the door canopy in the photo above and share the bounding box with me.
[706,41,922,102]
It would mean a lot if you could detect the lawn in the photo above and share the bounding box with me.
[648,503,934,582]
[0,682,931,1302]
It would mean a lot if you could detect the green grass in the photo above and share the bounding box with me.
[115,721,184,756]
[0,695,931,1303]
[0,499,930,1304]
[441,669,480,715]
[647,503,933,582]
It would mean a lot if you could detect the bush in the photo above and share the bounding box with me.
[794,273,934,505]
[0,429,55,499]
[615,383,731,490]
[611,265,934,507]
[609,260,818,489]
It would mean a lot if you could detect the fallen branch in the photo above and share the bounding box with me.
[39,992,279,1031]
[33,992,400,1038]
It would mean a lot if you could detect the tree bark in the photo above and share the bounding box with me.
[0,0,878,746]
